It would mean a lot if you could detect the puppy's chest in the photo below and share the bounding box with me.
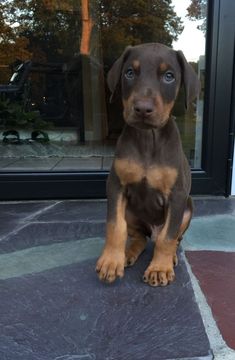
[114,158,178,196]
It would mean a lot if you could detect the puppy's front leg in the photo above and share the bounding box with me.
[96,171,128,283]
[143,193,187,287]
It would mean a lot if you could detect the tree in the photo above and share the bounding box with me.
[1,0,183,65]
[80,0,93,55]
[0,2,31,82]
[96,0,183,66]
[0,0,184,136]
[187,0,207,34]
[0,0,82,65]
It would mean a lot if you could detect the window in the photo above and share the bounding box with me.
[0,0,234,199]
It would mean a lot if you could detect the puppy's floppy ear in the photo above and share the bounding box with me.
[107,46,132,103]
[177,50,200,109]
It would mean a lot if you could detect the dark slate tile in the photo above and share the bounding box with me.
[0,246,212,360]
[0,221,20,239]
[0,201,57,239]
[193,197,235,217]
[0,222,105,254]
[0,201,57,223]
[34,200,106,222]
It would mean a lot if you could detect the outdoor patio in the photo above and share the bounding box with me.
[0,197,235,359]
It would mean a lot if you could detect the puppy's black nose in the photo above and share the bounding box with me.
[134,98,154,117]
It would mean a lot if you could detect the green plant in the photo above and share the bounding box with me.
[0,98,51,130]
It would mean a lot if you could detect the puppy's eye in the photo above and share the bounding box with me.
[125,67,135,80]
[163,71,175,83]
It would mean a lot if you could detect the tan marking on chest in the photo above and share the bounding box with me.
[115,159,144,185]
[114,159,178,195]
[147,166,178,195]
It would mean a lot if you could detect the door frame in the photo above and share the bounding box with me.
[192,0,235,196]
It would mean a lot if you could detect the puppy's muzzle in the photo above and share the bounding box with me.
[133,98,154,118]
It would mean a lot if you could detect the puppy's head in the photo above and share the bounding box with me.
[107,43,200,129]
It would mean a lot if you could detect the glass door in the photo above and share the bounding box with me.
[0,0,110,173]
[0,0,234,199]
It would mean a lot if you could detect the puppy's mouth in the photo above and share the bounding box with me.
[125,112,167,130]
[131,118,157,129]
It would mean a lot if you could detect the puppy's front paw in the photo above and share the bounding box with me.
[96,250,125,283]
[143,257,175,287]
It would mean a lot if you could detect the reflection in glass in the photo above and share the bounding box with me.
[0,0,206,172]
[172,0,207,168]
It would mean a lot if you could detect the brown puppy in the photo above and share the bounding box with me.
[96,43,199,287]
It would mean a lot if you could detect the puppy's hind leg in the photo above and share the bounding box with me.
[125,228,147,267]
[125,210,149,267]
[178,196,193,242]
[174,196,193,266]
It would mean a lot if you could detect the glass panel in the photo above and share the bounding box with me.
[0,0,206,172]
[172,0,207,169]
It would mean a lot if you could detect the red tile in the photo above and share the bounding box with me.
[186,251,235,350]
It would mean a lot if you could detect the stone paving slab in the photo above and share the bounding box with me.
[183,214,235,251]
[193,197,235,217]
[0,244,212,360]
[184,203,235,356]
[186,251,235,350]
[0,200,213,360]
[0,222,105,254]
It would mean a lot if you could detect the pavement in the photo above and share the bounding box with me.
[0,197,235,359]
[183,197,235,359]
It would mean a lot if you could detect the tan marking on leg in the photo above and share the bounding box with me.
[174,198,193,265]
[178,198,193,239]
[173,253,178,266]
[114,158,144,186]
[143,210,178,287]
[125,227,147,267]
[96,194,128,283]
